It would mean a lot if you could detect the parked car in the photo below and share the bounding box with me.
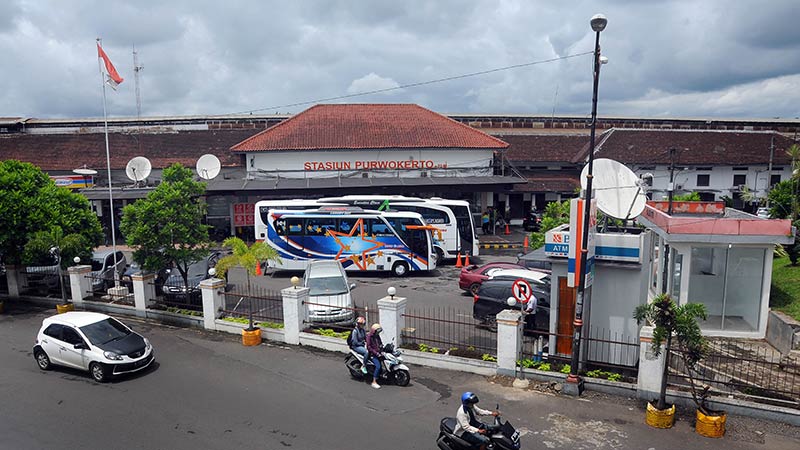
[516,250,553,273]
[303,260,356,326]
[473,279,550,332]
[89,250,127,292]
[756,207,770,219]
[459,261,525,295]
[121,261,170,296]
[486,268,551,288]
[522,210,542,231]
[23,252,62,292]
[32,311,154,382]
[162,252,220,303]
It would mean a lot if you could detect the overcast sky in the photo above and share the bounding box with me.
[2,0,799,120]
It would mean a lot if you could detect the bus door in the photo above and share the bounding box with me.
[387,217,431,269]
[366,218,394,270]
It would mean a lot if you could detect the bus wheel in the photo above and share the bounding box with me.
[392,262,409,277]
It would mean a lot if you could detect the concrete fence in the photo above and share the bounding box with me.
[5,269,797,425]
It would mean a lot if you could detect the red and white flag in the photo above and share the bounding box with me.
[97,42,124,89]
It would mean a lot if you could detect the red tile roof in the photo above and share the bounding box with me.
[230,104,509,152]
[495,134,589,163]
[515,172,581,193]
[585,129,795,165]
[0,129,256,171]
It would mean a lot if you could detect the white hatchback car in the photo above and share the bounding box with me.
[303,260,356,326]
[33,312,154,382]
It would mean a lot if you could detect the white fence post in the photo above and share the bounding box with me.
[68,265,92,305]
[200,278,226,330]
[637,325,666,401]
[132,272,156,317]
[281,286,309,345]
[496,309,523,377]
[6,265,23,298]
[377,294,407,347]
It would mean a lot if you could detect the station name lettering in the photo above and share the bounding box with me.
[303,160,447,171]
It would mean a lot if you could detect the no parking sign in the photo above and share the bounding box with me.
[512,278,533,304]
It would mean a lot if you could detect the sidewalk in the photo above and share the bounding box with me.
[478,224,530,249]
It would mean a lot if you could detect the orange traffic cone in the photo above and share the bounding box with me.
[255,262,262,276]
[455,253,463,268]
[504,223,511,235]
[464,253,470,266]
[523,235,530,249]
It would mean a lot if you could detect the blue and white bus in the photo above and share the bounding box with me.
[264,206,436,276]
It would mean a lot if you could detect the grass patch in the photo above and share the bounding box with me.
[770,256,800,321]
[221,316,284,329]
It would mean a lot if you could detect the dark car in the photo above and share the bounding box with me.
[522,210,542,231]
[516,250,552,273]
[121,262,170,296]
[458,261,525,295]
[162,252,220,304]
[473,279,550,332]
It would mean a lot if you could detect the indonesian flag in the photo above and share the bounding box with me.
[97,42,124,89]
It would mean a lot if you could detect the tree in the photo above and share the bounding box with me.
[634,294,709,413]
[528,200,570,250]
[767,180,794,219]
[120,163,212,294]
[0,160,102,267]
[214,237,281,331]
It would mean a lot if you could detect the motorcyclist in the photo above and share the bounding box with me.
[349,316,368,374]
[455,392,498,450]
[366,323,384,389]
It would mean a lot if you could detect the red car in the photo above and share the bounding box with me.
[458,261,525,295]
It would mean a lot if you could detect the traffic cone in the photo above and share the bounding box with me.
[464,253,470,266]
[504,223,511,235]
[455,252,463,268]
[523,235,530,249]
[255,262,262,276]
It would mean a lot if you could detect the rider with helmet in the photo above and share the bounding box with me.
[349,316,368,374]
[455,392,498,450]
[366,323,384,389]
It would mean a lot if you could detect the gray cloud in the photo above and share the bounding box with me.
[1,0,798,119]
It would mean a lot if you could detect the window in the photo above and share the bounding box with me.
[367,218,393,236]
[670,250,683,300]
[80,318,130,345]
[338,218,358,234]
[61,327,84,346]
[696,174,710,187]
[733,174,746,186]
[771,174,782,187]
[733,167,748,171]
[275,219,287,235]
[43,324,63,339]
[305,218,336,236]
[287,218,304,235]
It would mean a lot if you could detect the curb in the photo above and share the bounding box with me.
[480,243,524,249]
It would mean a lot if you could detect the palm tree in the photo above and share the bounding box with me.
[214,237,281,331]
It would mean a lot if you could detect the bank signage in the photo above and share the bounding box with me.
[546,224,643,264]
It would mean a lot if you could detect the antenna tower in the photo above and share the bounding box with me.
[133,45,143,120]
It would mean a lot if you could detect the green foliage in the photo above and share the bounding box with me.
[165,307,203,317]
[770,256,800,320]
[538,362,551,372]
[634,293,708,410]
[585,369,623,382]
[528,200,571,249]
[314,328,349,339]
[214,237,281,279]
[559,364,571,374]
[767,180,795,219]
[608,373,622,382]
[672,192,701,201]
[0,160,102,266]
[481,354,497,362]
[221,316,284,329]
[416,343,440,353]
[120,163,212,288]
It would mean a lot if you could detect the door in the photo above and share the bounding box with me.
[59,327,89,370]
[556,277,576,355]
[40,324,65,365]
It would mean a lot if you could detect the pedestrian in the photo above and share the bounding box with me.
[523,293,538,332]
[481,211,490,234]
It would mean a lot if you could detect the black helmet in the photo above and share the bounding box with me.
[461,392,479,406]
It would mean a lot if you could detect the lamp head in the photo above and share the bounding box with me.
[599,56,609,65]
[590,14,608,32]
[387,286,397,299]
[73,256,81,264]
[208,267,216,277]
[290,276,300,289]
[506,297,517,307]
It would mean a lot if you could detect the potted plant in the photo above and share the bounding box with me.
[214,237,280,346]
[634,294,711,431]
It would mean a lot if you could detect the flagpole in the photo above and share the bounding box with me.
[97,38,120,288]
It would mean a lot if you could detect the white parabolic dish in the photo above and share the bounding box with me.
[580,158,647,220]
[125,156,152,182]
[196,154,221,180]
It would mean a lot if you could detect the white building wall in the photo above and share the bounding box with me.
[634,165,793,201]
[248,148,494,179]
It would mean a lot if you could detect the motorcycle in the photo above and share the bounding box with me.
[436,405,521,450]
[344,342,411,387]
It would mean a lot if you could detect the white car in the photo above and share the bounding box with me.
[487,268,551,287]
[303,260,356,326]
[33,312,154,382]
[756,207,770,219]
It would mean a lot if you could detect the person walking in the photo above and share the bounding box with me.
[481,211,490,235]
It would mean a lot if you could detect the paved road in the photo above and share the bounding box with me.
[1,304,798,450]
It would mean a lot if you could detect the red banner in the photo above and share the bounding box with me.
[233,203,255,226]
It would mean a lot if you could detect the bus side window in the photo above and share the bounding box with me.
[287,218,304,235]
[338,218,357,233]
[368,218,393,236]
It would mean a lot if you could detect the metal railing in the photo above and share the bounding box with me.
[21,269,67,297]
[302,300,373,334]
[150,278,203,313]
[401,306,497,358]
[220,285,284,325]
[668,339,800,409]
[84,273,133,305]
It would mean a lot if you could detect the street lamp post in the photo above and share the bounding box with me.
[565,13,607,395]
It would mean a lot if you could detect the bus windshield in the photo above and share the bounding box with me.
[386,217,428,256]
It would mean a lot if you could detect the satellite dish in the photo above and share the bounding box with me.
[196,154,221,180]
[73,165,97,176]
[126,156,152,183]
[581,158,647,220]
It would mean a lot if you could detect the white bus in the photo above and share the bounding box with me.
[263,206,436,276]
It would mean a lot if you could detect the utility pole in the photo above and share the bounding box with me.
[668,148,677,215]
[133,45,144,121]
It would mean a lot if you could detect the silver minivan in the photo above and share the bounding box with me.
[303,260,356,326]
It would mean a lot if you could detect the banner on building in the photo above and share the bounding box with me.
[233,203,255,227]
[567,197,596,288]
[50,175,94,189]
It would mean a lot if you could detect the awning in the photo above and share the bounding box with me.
[78,188,154,200]
[205,174,527,192]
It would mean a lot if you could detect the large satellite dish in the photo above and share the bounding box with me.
[125,156,152,184]
[581,158,647,220]
[196,154,221,180]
